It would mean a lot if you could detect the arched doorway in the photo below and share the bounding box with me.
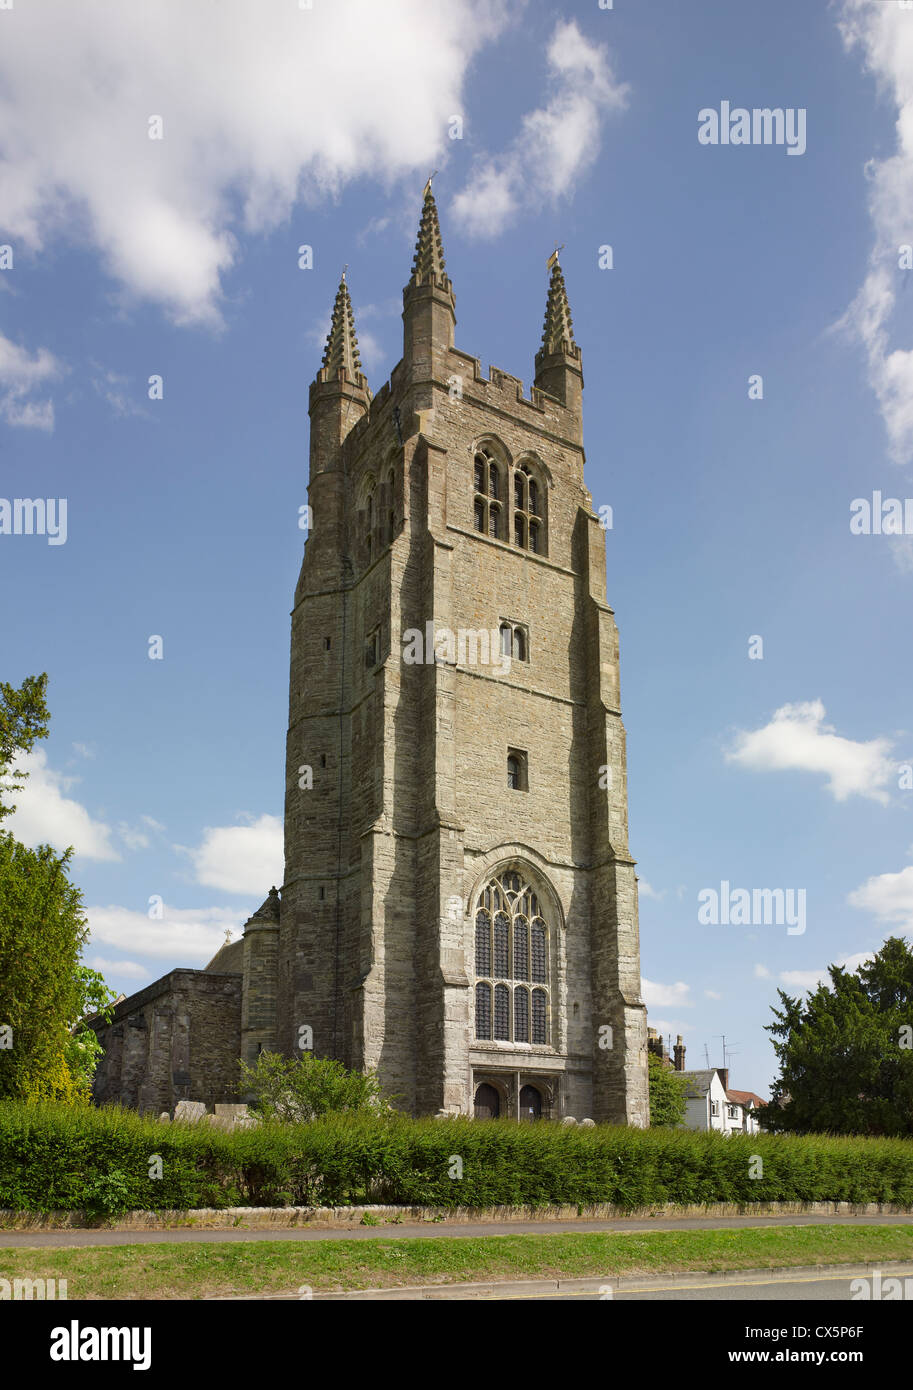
[519,1084,542,1121]
[474,1083,500,1119]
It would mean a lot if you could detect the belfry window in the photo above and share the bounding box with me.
[511,461,547,556]
[473,445,506,540]
[473,870,551,1045]
[360,478,376,564]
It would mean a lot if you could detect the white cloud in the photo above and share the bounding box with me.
[726,699,895,804]
[648,1019,689,1039]
[753,964,772,979]
[642,978,692,1008]
[849,862,913,930]
[116,822,150,852]
[638,879,664,900]
[0,330,62,430]
[86,903,247,966]
[704,988,721,1000]
[837,2,913,465]
[185,813,283,895]
[91,365,149,419]
[451,20,628,239]
[778,951,875,995]
[6,749,120,861]
[0,0,509,326]
[88,956,150,981]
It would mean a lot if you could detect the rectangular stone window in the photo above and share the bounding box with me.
[507,748,528,791]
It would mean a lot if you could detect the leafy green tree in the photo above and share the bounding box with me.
[0,674,115,1102]
[239,1050,393,1122]
[67,966,118,1097]
[765,937,913,1136]
[648,1051,689,1126]
[0,838,86,1101]
[0,673,49,820]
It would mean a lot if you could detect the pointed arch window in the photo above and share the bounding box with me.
[511,461,547,556]
[386,468,396,545]
[473,445,507,541]
[360,477,377,564]
[473,869,552,1045]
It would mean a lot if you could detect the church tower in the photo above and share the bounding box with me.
[275,188,649,1124]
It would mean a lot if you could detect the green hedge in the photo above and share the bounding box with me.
[2,1101,913,1215]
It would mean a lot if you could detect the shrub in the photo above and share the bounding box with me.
[1,1101,912,1215]
[239,1050,392,1123]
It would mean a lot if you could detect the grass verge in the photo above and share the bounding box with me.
[2,1224,913,1298]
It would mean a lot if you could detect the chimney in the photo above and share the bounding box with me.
[719,1067,729,1093]
[673,1035,686,1072]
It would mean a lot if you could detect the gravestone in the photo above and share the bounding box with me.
[174,1099,207,1123]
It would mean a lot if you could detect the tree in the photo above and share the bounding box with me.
[648,1051,689,1126]
[0,674,115,1102]
[0,673,49,821]
[765,937,913,1135]
[67,966,118,1098]
[239,1050,393,1123]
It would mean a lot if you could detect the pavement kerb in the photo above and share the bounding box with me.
[215,1260,913,1301]
[4,1200,913,1233]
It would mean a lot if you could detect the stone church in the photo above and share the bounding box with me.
[91,186,650,1126]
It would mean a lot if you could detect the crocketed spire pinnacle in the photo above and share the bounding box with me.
[537,258,578,360]
[321,273,367,386]
[409,183,452,291]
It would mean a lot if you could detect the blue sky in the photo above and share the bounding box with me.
[2,0,912,1095]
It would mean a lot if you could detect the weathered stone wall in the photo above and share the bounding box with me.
[91,971,242,1113]
[280,234,649,1124]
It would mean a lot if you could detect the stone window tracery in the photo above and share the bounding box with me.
[473,870,551,1045]
[472,444,506,540]
[511,460,547,557]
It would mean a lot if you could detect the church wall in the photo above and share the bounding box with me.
[91,970,242,1113]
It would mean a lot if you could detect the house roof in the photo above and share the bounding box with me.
[678,1069,721,1098]
[726,1089,767,1108]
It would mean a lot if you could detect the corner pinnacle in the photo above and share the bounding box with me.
[409,182,452,292]
[537,258,578,362]
[321,274,368,389]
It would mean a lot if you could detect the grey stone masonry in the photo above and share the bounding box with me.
[279,189,649,1125]
[89,191,649,1127]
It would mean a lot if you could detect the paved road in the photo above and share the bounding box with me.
[302,1263,913,1301]
[1,1211,911,1248]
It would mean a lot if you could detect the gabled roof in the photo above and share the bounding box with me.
[678,1069,722,1098]
[726,1089,767,1108]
